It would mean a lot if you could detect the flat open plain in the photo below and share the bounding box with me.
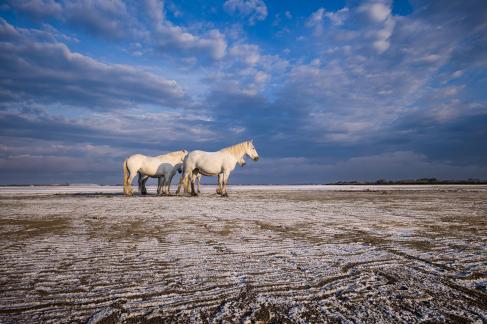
[0,185,486,323]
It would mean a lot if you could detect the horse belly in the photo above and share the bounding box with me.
[198,169,219,176]
[195,161,221,176]
[139,162,163,176]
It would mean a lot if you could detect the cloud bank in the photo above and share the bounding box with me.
[0,0,486,184]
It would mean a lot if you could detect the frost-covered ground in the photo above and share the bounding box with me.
[0,185,486,323]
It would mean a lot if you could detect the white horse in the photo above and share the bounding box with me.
[177,141,259,196]
[140,164,184,195]
[123,149,188,196]
[193,156,247,194]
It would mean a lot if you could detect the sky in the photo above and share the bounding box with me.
[0,0,486,185]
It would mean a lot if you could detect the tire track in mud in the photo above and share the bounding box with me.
[0,187,486,323]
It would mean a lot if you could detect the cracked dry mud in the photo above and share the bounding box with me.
[0,186,486,323]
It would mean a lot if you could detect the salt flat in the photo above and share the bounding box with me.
[0,184,484,195]
[0,185,486,323]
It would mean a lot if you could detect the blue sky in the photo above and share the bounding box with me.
[0,0,486,184]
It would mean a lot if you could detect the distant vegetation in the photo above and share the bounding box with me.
[328,178,487,185]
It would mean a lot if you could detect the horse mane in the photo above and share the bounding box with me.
[220,141,248,158]
[157,150,186,159]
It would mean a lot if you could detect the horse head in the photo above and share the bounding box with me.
[176,163,183,173]
[238,156,246,167]
[246,140,259,161]
[179,149,189,162]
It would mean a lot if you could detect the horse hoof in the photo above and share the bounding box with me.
[222,193,228,197]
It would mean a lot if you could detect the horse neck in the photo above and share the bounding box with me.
[221,143,247,160]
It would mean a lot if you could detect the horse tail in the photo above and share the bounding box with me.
[176,164,187,195]
[179,162,189,194]
[176,160,191,195]
[123,159,131,196]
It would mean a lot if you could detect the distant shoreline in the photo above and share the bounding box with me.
[327,178,487,185]
[1,179,487,187]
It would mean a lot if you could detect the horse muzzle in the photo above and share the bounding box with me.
[253,156,259,161]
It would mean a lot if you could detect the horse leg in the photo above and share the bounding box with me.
[177,169,191,195]
[157,177,162,195]
[162,175,172,195]
[190,172,198,196]
[139,174,148,195]
[138,173,143,194]
[127,172,137,196]
[167,170,179,195]
[162,176,168,195]
[197,175,201,194]
[221,172,230,197]
[143,177,149,195]
[165,174,173,195]
[216,174,222,194]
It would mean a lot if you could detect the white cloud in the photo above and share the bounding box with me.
[305,8,325,35]
[359,2,391,22]
[229,43,260,65]
[145,0,165,26]
[348,2,396,53]
[0,154,118,172]
[306,7,350,36]
[145,1,227,60]
[0,19,186,109]
[451,70,464,78]
[8,0,62,19]
[223,0,268,25]
[326,7,349,26]
[11,0,228,59]
[373,39,390,52]
[254,71,269,84]
[373,12,395,53]
[10,0,136,39]
[155,25,227,60]
[419,54,442,63]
